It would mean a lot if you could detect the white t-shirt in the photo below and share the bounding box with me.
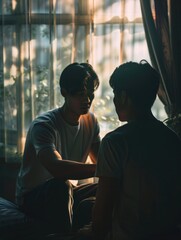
[96,118,181,240]
[16,108,100,205]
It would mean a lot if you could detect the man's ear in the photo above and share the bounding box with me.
[120,91,132,106]
[120,91,127,105]
[61,88,68,97]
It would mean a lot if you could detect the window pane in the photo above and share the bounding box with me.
[2,25,18,160]
[94,0,142,22]
[0,0,168,162]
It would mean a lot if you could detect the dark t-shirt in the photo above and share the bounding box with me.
[96,117,181,239]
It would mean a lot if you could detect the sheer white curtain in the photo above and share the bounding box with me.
[0,0,163,162]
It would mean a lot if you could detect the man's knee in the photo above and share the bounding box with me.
[47,179,72,198]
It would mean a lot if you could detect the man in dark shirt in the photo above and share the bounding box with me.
[92,60,181,240]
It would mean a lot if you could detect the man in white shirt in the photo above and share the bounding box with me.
[16,62,101,234]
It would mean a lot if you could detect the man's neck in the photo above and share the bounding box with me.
[60,106,80,126]
[128,110,155,122]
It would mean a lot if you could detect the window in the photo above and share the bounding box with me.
[0,0,166,162]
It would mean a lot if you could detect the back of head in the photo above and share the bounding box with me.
[109,60,160,110]
[59,62,99,95]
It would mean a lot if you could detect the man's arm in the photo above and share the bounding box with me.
[89,141,100,163]
[92,176,119,240]
[38,148,96,180]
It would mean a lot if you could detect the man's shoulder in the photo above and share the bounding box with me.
[105,123,129,137]
[103,124,130,144]
[35,108,60,121]
[30,108,60,130]
[80,112,98,124]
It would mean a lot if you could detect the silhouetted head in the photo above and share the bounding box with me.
[109,60,160,111]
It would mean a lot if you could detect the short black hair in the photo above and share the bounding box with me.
[59,62,99,95]
[109,60,160,109]
[80,62,99,92]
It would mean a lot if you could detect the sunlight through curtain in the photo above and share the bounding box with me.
[0,0,164,162]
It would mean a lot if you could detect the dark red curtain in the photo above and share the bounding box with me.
[140,0,181,137]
